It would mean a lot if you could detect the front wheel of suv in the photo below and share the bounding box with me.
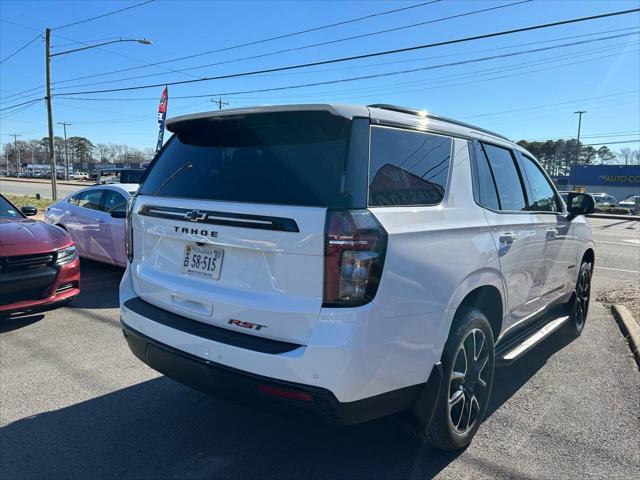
[402,308,495,451]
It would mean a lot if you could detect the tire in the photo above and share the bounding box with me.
[567,261,592,337]
[403,308,495,450]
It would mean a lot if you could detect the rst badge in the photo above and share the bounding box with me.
[228,319,267,331]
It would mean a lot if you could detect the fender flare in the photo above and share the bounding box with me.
[433,268,507,359]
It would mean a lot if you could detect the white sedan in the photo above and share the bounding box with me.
[45,184,138,268]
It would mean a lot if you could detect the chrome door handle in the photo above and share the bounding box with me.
[97,218,105,224]
[499,233,518,244]
[546,228,559,238]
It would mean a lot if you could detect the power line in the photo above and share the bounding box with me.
[52,7,640,97]
[53,0,156,30]
[0,35,42,65]
[51,0,532,91]
[49,0,444,86]
[187,40,640,101]
[4,24,637,104]
[54,31,640,101]
[53,43,639,105]
[582,139,640,145]
[0,18,41,33]
[462,90,640,120]
[0,98,43,112]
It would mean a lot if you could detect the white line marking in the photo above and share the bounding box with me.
[596,240,640,247]
[596,266,640,274]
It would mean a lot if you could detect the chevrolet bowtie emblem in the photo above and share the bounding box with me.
[184,210,207,222]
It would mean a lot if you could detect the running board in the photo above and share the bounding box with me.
[497,315,570,363]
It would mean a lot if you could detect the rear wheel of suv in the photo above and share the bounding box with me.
[403,308,495,450]
[567,261,592,337]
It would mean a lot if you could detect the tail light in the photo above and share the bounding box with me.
[125,197,135,262]
[323,210,387,307]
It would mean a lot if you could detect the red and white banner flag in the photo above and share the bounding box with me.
[155,86,168,154]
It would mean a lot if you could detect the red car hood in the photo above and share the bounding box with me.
[0,219,72,256]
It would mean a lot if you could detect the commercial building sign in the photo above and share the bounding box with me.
[598,174,640,185]
[572,165,640,187]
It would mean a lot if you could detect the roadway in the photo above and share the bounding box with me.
[0,221,638,480]
[0,178,85,199]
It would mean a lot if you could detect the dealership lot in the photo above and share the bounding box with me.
[1,217,639,480]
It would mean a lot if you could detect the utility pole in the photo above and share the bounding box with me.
[58,121,71,180]
[9,133,20,174]
[211,97,229,110]
[45,28,58,199]
[572,110,587,191]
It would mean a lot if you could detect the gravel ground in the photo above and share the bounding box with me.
[597,284,640,325]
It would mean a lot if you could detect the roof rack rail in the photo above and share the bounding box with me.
[367,104,511,142]
[367,104,426,117]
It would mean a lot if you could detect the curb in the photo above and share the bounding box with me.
[587,214,640,221]
[611,304,640,369]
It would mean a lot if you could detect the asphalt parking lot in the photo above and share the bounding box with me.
[1,218,639,480]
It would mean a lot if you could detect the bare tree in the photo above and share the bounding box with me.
[617,148,634,165]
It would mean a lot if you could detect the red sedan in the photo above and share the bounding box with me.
[0,194,80,313]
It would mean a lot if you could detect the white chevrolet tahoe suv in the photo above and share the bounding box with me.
[120,104,595,450]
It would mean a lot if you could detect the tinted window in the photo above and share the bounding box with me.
[120,170,144,183]
[68,192,81,206]
[77,189,104,211]
[369,127,451,206]
[482,144,526,211]
[103,190,128,213]
[0,196,22,219]
[139,111,354,208]
[473,142,499,210]
[519,155,559,212]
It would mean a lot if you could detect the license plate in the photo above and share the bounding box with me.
[182,244,224,280]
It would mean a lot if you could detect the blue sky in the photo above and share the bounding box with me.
[1,0,639,152]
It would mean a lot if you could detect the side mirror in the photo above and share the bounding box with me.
[21,205,38,216]
[110,210,126,219]
[566,193,595,220]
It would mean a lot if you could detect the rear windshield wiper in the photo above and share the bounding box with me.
[154,162,192,196]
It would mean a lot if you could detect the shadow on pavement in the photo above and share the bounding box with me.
[70,258,124,310]
[0,326,578,479]
[0,376,462,480]
[0,312,45,333]
[487,326,575,418]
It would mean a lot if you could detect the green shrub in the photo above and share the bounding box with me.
[595,206,631,215]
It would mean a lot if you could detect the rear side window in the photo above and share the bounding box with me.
[139,111,356,208]
[77,189,104,211]
[104,190,128,213]
[68,193,81,206]
[368,126,452,206]
[481,144,526,211]
[473,142,500,211]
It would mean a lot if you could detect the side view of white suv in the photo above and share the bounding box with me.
[120,104,595,450]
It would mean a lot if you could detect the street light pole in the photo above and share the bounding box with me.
[44,34,152,199]
[58,121,71,180]
[45,28,58,199]
[572,110,587,191]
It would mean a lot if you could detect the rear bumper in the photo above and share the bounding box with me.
[122,320,430,425]
[0,257,80,313]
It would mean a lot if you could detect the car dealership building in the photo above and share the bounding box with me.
[552,164,640,201]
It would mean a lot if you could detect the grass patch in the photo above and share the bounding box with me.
[5,194,53,211]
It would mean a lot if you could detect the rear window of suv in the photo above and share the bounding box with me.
[368,126,452,206]
[138,111,356,208]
